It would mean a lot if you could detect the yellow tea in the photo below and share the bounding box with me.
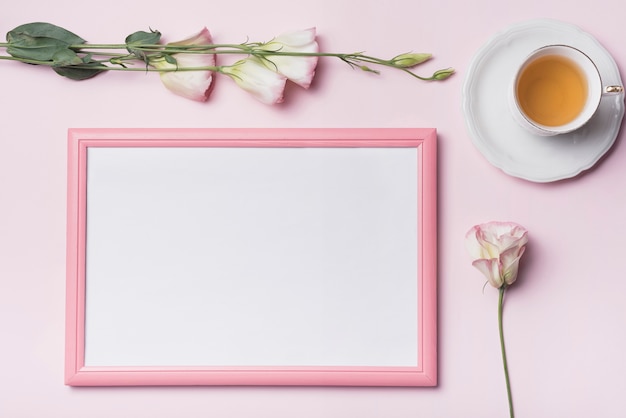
[516,55,587,127]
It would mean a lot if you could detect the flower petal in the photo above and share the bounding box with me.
[271,27,317,47]
[500,246,526,285]
[169,27,213,47]
[467,221,528,257]
[472,258,504,288]
[221,58,287,104]
[256,28,319,89]
[465,226,497,260]
[261,54,318,89]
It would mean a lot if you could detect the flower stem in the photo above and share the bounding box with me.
[1,39,453,81]
[498,285,514,418]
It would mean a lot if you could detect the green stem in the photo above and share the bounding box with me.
[0,55,221,72]
[68,42,250,51]
[9,39,435,71]
[0,41,453,81]
[498,285,514,418]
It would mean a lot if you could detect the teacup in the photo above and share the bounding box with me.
[509,45,623,136]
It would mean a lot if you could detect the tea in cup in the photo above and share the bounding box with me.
[510,45,623,136]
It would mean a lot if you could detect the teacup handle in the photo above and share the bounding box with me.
[604,85,624,94]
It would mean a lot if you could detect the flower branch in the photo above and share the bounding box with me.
[466,221,528,418]
[1,22,454,104]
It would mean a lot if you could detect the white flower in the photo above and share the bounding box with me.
[151,27,215,102]
[465,221,528,288]
[253,28,318,89]
[221,58,287,104]
[466,221,525,418]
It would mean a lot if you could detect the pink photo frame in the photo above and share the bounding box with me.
[65,128,437,386]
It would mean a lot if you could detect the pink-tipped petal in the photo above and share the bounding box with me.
[466,221,528,288]
[257,28,319,89]
[272,27,317,47]
[170,27,213,47]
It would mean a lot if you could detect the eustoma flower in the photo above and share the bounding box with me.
[466,221,528,418]
[465,221,528,289]
[0,22,455,104]
[252,27,319,89]
[149,27,215,102]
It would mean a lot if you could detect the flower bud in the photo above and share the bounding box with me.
[391,53,432,68]
[432,67,455,80]
[359,65,380,74]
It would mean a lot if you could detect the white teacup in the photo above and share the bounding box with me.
[509,45,623,136]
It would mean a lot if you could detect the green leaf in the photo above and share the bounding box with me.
[6,22,88,62]
[51,49,84,67]
[164,54,177,65]
[125,29,161,46]
[52,65,104,80]
[125,29,161,62]
[54,51,105,81]
[53,58,104,80]
[5,22,105,80]
[7,22,85,45]
[6,35,71,61]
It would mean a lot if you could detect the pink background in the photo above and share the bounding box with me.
[1,1,625,417]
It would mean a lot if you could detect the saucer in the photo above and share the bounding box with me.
[462,19,624,182]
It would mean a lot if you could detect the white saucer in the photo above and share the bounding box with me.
[462,19,624,182]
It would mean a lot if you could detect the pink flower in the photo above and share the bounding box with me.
[465,221,528,288]
[151,27,215,101]
[220,58,287,104]
[254,28,318,89]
